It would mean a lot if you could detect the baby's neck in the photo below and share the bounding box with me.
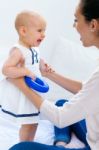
[18,40,31,49]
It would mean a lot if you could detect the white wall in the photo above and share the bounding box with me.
[0,0,79,59]
[0,0,99,100]
[0,0,97,95]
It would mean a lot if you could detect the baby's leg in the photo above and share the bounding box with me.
[19,123,38,141]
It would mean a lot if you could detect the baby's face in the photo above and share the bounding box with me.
[22,16,46,48]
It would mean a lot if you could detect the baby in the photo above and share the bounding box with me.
[0,10,51,142]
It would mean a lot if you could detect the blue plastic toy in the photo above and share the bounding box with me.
[24,76,49,93]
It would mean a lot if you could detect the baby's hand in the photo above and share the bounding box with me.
[40,59,55,77]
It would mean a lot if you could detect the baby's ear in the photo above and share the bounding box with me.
[19,26,27,36]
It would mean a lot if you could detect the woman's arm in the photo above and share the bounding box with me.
[8,69,82,110]
[46,71,82,94]
[8,77,43,109]
[8,67,98,128]
[39,59,82,94]
[8,76,87,128]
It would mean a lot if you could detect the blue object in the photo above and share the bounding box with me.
[24,76,49,93]
[54,99,88,146]
[9,141,91,150]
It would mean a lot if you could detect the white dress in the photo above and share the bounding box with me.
[0,43,42,124]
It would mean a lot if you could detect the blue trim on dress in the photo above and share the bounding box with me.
[29,48,38,64]
[0,106,40,117]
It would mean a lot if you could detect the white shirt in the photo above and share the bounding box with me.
[40,66,99,150]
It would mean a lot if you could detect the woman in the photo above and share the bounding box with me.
[9,0,99,149]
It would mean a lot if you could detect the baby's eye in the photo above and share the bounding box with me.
[74,18,78,22]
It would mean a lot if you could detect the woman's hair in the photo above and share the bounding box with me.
[80,0,99,21]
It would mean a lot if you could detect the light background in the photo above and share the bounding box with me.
[0,0,79,59]
[0,0,99,100]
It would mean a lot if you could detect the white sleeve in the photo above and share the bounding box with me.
[40,69,99,128]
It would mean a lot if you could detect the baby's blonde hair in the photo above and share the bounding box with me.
[15,10,45,32]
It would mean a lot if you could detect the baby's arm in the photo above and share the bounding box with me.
[2,47,35,79]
